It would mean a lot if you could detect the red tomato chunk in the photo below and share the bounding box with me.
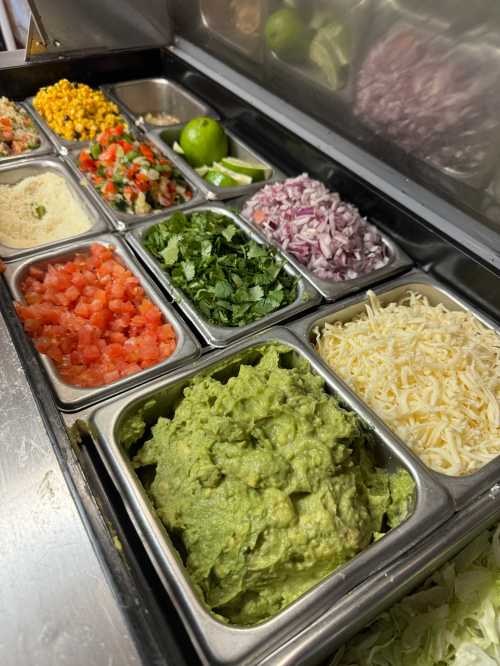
[15,243,177,388]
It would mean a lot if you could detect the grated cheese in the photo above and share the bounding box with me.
[315,290,500,476]
[0,172,92,249]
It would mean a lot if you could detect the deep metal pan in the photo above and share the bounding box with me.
[101,78,219,134]
[126,203,322,347]
[88,327,452,666]
[234,187,413,301]
[0,102,53,165]
[287,269,500,510]
[146,125,285,200]
[259,483,500,666]
[3,233,201,411]
[0,155,110,261]
[63,140,205,231]
[23,95,130,155]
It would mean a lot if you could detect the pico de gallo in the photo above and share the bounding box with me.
[15,243,177,388]
[0,97,41,158]
[78,126,193,215]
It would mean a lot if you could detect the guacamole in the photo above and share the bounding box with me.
[125,346,414,625]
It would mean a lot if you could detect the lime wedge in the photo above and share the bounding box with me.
[195,165,209,177]
[212,163,252,186]
[204,169,238,188]
[173,140,185,154]
[220,157,272,182]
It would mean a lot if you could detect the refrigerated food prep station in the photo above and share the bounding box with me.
[2,2,500,665]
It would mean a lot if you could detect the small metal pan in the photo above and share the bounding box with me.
[0,102,53,164]
[88,327,452,666]
[3,233,201,411]
[126,202,322,347]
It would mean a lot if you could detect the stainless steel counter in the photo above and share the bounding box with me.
[0,312,141,666]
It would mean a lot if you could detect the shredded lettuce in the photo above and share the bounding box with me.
[335,524,500,666]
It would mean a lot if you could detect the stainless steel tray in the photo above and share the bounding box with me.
[126,203,322,347]
[287,269,500,510]
[101,78,219,134]
[260,482,500,666]
[4,233,201,411]
[24,96,130,155]
[0,102,53,165]
[146,125,285,200]
[88,327,452,666]
[64,140,205,231]
[235,186,413,301]
[0,155,110,261]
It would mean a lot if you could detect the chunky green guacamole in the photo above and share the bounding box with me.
[124,346,414,625]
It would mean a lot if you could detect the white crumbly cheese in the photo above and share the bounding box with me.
[0,172,92,249]
[315,290,500,476]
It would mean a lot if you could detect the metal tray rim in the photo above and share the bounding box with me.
[126,202,322,347]
[88,326,452,666]
[3,233,201,411]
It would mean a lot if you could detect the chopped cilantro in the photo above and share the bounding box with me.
[34,204,47,219]
[143,211,298,327]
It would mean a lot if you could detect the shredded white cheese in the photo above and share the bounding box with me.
[315,290,500,476]
[0,172,92,249]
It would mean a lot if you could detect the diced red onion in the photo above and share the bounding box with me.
[241,174,389,282]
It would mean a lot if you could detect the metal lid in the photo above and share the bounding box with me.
[26,0,172,60]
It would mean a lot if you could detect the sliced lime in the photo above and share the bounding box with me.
[220,157,272,182]
[212,163,253,186]
[195,165,209,177]
[173,140,185,154]
[204,169,238,188]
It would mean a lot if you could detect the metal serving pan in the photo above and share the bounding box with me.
[23,95,130,155]
[88,327,452,666]
[260,482,500,666]
[64,141,205,231]
[0,102,53,165]
[101,78,219,133]
[3,233,200,411]
[126,203,321,347]
[0,155,110,261]
[287,269,500,510]
[146,125,285,200]
[234,186,413,301]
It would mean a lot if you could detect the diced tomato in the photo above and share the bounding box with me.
[103,181,117,196]
[135,172,151,192]
[14,243,177,388]
[118,140,133,153]
[139,143,154,161]
[79,151,96,172]
[110,125,125,136]
[100,143,117,164]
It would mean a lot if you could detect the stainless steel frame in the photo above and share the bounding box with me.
[0,155,111,261]
[0,102,53,165]
[88,327,452,666]
[146,125,285,200]
[101,78,219,133]
[64,142,205,231]
[287,269,500,510]
[234,186,413,301]
[3,233,201,411]
[126,203,322,347]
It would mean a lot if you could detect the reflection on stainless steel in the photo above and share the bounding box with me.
[0,311,140,666]
[287,269,500,510]
[89,327,452,666]
[200,0,264,62]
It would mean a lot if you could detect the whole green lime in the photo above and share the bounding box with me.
[265,8,309,60]
[179,117,229,168]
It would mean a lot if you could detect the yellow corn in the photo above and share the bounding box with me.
[33,79,125,141]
